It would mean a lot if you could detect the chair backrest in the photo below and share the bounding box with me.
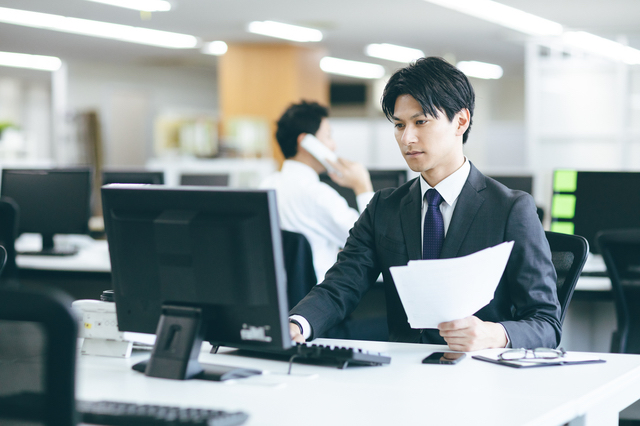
[596,228,640,353]
[0,286,78,426]
[545,231,589,325]
[0,196,19,282]
[281,230,317,309]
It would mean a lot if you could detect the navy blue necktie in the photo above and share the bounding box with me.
[423,188,444,260]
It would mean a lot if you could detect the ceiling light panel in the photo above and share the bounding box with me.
[0,7,198,49]
[423,0,563,36]
[562,31,640,65]
[320,57,385,79]
[247,21,322,42]
[457,61,503,79]
[85,0,171,12]
[365,43,424,63]
[0,51,62,71]
[201,41,228,56]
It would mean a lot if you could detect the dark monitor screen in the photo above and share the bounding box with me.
[180,174,229,187]
[551,170,640,253]
[1,168,92,255]
[319,169,408,210]
[102,170,164,185]
[488,175,533,195]
[102,185,290,380]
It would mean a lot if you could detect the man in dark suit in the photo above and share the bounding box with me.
[289,57,560,351]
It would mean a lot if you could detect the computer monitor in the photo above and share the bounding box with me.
[0,168,92,255]
[102,170,164,185]
[319,169,408,210]
[551,170,640,253]
[488,175,533,195]
[179,173,229,187]
[101,185,291,381]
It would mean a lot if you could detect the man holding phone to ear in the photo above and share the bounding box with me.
[289,57,561,352]
[260,101,375,283]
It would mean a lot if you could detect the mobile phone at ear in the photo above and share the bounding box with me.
[422,352,466,365]
[300,134,338,173]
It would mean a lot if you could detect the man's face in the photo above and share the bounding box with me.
[314,118,337,152]
[391,94,466,185]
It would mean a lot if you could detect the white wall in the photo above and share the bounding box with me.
[67,61,219,166]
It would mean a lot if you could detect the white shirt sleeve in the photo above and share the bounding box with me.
[356,191,375,213]
[289,315,312,340]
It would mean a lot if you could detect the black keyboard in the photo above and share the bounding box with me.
[77,400,248,426]
[245,343,391,369]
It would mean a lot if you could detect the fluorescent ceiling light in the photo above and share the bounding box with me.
[457,61,503,79]
[0,51,62,71]
[247,21,322,42]
[0,7,198,49]
[85,0,171,12]
[201,41,228,56]
[320,57,385,79]
[423,0,563,36]
[562,31,640,65]
[365,43,424,63]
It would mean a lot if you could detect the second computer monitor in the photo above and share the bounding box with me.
[102,170,164,185]
[551,170,640,253]
[1,168,92,255]
[319,169,408,210]
[488,175,533,195]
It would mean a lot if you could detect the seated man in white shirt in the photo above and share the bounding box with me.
[260,100,375,283]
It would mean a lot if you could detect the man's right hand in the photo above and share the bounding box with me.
[290,322,306,344]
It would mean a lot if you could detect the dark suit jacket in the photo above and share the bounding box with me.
[290,162,561,349]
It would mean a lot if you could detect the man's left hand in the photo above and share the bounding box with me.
[438,316,507,352]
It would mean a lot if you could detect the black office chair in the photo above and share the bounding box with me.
[281,230,317,308]
[0,286,78,426]
[596,229,640,354]
[545,231,589,325]
[0,196,20,283]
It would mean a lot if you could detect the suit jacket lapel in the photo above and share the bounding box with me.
[400,178,423,261]
[441,163,486,258]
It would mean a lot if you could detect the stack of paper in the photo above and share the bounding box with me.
[389,241,514,329]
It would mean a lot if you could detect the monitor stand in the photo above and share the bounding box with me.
[133,305,262,382]
[18,233,78,256]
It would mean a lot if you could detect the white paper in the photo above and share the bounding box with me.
[389,241,514,329]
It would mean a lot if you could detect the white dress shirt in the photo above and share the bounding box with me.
[259,160,374,283]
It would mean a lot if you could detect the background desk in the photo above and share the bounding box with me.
[77,338,640,426]
[15,234,111,300]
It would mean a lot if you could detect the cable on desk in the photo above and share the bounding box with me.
[287,354,300,375]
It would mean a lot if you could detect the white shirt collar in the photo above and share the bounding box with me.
[419,158,470,206]
[281,160,320,183]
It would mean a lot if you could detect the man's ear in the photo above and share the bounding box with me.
[455,109,470,136]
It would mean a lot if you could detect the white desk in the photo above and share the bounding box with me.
[77,339,640,426]
[15,234,111,273]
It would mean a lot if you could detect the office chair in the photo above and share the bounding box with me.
[545,231,589,325]
[0,286,78,426]
[0,196,19,283]
[596,229,640,354]
[281,230,317,308]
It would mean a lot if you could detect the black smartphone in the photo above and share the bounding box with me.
[422,352,466,365]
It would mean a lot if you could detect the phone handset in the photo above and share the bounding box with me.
[300,134,339,174]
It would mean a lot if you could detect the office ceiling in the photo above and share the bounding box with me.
[0,0,639,80]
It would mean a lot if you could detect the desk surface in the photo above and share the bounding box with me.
[77,339,640,426]
[15,234,110,273]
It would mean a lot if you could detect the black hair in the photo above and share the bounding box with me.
[275,101,329,158]
[381,57,475,143]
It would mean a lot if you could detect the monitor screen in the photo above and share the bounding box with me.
[179,174,229,187]
[551,170,640,253]
[319,169,408,210]
[1,168,92,255]
[102,170,164,185]
[101,185,291,380]
[488,175,533,195]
